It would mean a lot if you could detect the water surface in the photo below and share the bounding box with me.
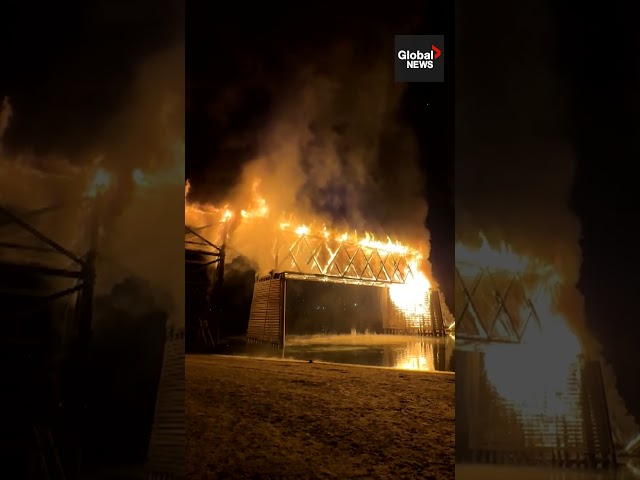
[217,334,455,372]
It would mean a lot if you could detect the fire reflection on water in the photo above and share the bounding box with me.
[272,334,454,372]
[393,341,439,371]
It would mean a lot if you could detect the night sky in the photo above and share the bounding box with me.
[0,1,183,158]
[186,1,454,302]
[556,5,640,420]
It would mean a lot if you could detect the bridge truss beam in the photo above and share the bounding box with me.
[274,230,420,285]
[454,262,544,344]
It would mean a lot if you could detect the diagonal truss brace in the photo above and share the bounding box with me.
[455,265,544,344]
[0,206,85,266]
[0,205,96,323]
[275,231,418,285]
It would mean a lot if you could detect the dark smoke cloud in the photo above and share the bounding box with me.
[188,10,436,278]
[455,1,588,344]
[1,1,185,326]
[240,48,428,238]
[0,0,184,159]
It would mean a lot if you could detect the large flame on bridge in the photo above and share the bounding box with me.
[457,235,583,443]
[185,178,432,321]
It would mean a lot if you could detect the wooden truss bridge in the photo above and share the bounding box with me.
[185,224,454,349]
[273,228,424,286]
[455,259,618,470]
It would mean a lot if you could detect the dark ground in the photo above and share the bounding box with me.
[186,355,455,479]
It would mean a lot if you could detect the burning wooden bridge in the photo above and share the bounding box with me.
[455,258,618,470]
[274,227,424,286]
[249,228,452,345]
[184,223,454,349]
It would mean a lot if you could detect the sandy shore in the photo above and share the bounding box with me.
[186,354,455,479]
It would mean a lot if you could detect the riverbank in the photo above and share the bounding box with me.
[186,354,455,479]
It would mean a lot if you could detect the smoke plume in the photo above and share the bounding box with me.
[455,1,589,346]
[0,45,185,328]
[190,41,433,280]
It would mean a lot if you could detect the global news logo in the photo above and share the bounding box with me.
[395,35,444,83]
[397,45,442,69]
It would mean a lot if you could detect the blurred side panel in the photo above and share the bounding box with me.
[455,0,639,477]
[0,2,185,479]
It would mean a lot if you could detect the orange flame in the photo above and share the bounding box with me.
[185,178,435,318]
[457,234,583,442]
